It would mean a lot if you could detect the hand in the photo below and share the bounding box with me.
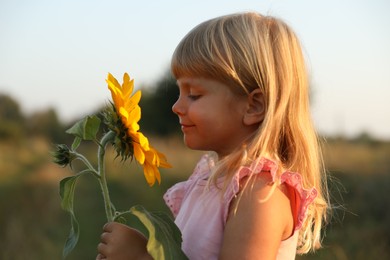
[96,222,153,260]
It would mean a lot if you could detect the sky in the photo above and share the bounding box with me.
[0,0,389,140]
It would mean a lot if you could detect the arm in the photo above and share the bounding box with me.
[97,222,153,260]
[219,175,294,260]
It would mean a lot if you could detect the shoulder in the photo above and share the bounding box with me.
[220,173,294,259]
[230,173,294,239]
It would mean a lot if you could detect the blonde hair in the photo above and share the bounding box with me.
[171,12,329,254]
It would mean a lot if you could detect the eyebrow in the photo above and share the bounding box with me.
[177,78,201,87]
[176,80,191,89]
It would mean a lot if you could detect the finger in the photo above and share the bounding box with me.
[103,222,113,232]
[100,232,110,244]
[97,242,108,256]
[96,253,106,260]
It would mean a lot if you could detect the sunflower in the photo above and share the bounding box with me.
[105,72,171,186]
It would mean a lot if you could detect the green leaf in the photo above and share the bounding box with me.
[71,136,81,151]
[127,205,188,260]
[66,115,101,141]
[59,175,83,259]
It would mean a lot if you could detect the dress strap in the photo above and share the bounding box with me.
[223,157,317,230]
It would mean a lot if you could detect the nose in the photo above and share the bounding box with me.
[172,97,184,116]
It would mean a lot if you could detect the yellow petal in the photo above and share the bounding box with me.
[143,163,157,186]
[123,108,140,133]
[105,72,170,185]
[128,104,141,120]
[107,80,120,97]
[136,132,150,150]
[107,81,124,108]
[123,78,135,99]
[119,107,129,120]
[148,146,172,168]
[156,155,171,168]
[156,150,172,168]
[124,92,141,115]
[145,149,157,165]
[159,159,172,169]
[133,143,145,164]
[123,73,130,85]
[127,122,140,133]
[128,106,141,126]
[155,168,161,184]
[107,73,121,89]
[131,90,142,105]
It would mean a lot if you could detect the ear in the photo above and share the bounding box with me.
[243,88,266,126]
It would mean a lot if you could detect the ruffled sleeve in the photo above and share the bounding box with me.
[164,154,213,217]
[163,182,186,217]
[223,157,317,231]
[280,171,317,230]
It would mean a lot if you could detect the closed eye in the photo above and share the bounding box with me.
[188,94,201,100]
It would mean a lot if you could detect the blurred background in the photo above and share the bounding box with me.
[0,0,389,259]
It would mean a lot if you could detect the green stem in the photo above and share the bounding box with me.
[74,153,99,177]
[97,131,116,222]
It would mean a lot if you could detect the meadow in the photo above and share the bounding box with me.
[0,135,389,259]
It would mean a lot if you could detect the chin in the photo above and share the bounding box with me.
[183,138,202,151]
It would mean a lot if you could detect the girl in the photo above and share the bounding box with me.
[97,11,329,259]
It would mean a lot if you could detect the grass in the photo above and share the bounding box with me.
[0,136,389,259]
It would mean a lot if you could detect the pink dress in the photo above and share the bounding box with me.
[164,155,317,260]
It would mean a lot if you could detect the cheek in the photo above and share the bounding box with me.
[187,104,213,126]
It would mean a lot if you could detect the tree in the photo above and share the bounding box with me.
[0,94,25,140]
[139,71,180,136]
[27,108,66,142]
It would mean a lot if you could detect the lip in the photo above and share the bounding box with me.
[180,124,195,131]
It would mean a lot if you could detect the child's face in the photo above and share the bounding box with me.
[172,77,254,158]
